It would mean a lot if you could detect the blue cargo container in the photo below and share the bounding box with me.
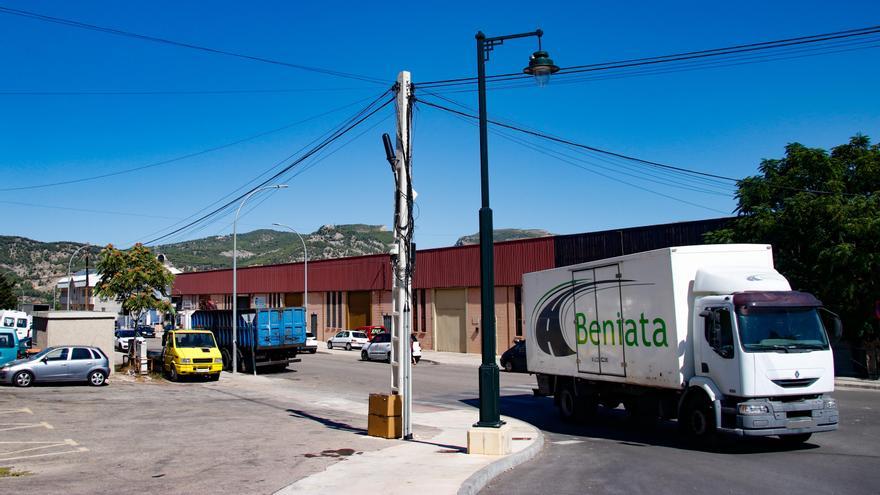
[190,307,306,373]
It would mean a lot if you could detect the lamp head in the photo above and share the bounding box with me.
[523,50,559,87]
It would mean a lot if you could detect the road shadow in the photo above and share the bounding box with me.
[460,394,822,455]
[286,408,368,435]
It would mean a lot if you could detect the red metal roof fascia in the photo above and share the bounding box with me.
[172,253,390,295]
[413,237,554,288]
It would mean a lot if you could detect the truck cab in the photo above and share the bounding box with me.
[162,329,223,381]
[685,268,839,441]
[0,330,20,366]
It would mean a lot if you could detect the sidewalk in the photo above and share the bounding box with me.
[835,376,880,391]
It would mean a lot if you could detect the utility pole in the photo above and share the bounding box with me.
[85,250,90,311]
[389,71,414,440]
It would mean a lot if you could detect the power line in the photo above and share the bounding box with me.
[0,93,383,192]
[417,24,880,88]
[140,92,395,246]
[416,97,738,182]
[0,87,376,96]
[0,5,388,85]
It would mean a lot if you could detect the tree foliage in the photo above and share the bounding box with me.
[705,135,880,341]
[94,244,175,324]
[0,273,18,310]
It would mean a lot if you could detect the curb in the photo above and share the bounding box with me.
[457,427,545,495]
[835,382,880,391]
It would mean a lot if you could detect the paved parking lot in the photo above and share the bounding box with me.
[0,374,401,494]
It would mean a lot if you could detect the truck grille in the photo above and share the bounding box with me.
[193,358,214,364]
[772,378,818,388]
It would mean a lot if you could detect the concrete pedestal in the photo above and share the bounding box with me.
[467,424,512,455]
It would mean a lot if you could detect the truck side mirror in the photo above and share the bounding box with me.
[819,308,844,343]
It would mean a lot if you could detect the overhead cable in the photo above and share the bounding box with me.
[0,6,388,85]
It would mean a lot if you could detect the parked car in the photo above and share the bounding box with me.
[115,329,143,352]
[136,325,156,338]
[356,325,387,341]
[499,339,527,372]
[327,330,369,350]
[361,333,422,363]
[303,332,318,354]
[0,346,110,387]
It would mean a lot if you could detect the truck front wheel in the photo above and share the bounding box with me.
[681,395,716,440]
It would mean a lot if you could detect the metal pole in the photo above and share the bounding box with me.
[66,244,89,311]
[390,71,414,439]
[271,223,308,311]
[474,32,503,428]
[232,185,288,375]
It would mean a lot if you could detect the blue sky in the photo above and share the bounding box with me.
[1,0,878,249]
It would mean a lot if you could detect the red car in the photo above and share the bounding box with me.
[356,325,387,341]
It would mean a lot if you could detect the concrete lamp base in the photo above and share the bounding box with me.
[467,424,512,455]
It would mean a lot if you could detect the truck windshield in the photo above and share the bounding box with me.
[175,333,216,348]
[736,307,829,352]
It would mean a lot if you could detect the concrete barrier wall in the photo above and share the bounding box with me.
[33,311,117,374]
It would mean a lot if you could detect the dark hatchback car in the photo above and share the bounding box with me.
[136,325,156,338]
[500,339,527,373]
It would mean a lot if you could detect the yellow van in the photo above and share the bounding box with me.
[162,330,223,381]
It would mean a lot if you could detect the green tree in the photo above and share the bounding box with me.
[94,244,175,326]
[0,272,18,309]
[706,135,879,346]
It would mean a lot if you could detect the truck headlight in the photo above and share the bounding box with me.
[214,358,223,364]
[738,403,770,415]
[180,358,192,364]
[823,398,838,409]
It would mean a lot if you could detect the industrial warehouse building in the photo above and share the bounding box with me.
[171,218,730,353]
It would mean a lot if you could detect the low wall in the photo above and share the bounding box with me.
[33,311,117,374]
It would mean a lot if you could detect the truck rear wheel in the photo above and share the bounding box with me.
[556,385,596,422]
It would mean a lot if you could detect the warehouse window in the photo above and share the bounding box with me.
[515,286,523,337]
[411,289,427,333]
[326,291,343,328]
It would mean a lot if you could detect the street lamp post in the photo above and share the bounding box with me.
[271,223,308,312]
[232,185,288,375]
[474,29,558,428]
[66,244,90,311]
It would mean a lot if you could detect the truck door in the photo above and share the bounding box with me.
[594,264,626,377]
[572,269,601,374]
[697,304,742,395]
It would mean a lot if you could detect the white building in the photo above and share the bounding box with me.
[56,269,122,314]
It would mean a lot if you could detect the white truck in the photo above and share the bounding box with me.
[524,244,840,443]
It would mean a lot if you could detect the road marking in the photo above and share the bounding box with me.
[0,422,54,432]
[0,446,88,462]
[553,440,584,445]
[0,407,33,415]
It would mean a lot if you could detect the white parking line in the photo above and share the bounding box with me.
[0,421,54,432]
[0,446,89,462]
[0,439,79,456]
[0,407,33,415]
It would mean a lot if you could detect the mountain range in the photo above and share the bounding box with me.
[1,226,551,304]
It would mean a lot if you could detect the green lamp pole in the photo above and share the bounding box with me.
[474,29,559,428]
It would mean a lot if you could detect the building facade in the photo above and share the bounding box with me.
[172,218,730,353]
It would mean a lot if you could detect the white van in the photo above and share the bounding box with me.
[0,310,31,341]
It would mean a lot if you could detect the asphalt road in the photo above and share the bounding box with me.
[481,388,880,495]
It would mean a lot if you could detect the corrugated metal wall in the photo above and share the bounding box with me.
[172,254,390,295]
[553,217,732,267]
[412,237,555,289]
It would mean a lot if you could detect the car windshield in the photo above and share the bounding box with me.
[117,330,136,338]
[352,332,368,339]
[736,307,830,352]
[175,333,216,348]
[30,347,55,360]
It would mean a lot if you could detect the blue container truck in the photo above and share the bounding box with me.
[190,307,306,373]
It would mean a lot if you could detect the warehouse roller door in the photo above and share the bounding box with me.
[434,289,467,353]
[347,291,371,329]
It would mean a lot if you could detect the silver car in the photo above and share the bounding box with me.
[0,346,110,387]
